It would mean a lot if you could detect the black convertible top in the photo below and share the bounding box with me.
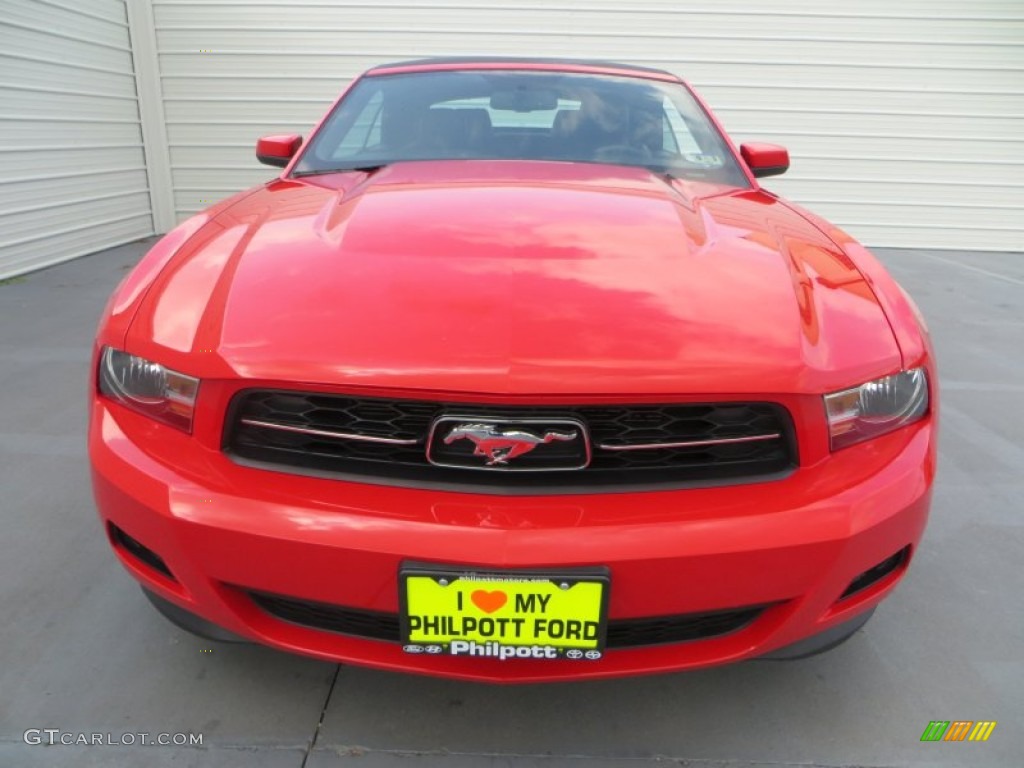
[367,56,676,78]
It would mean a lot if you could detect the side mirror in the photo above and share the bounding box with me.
[256,134,302,168]
[740,143,789,178]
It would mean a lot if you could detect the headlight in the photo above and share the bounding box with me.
[824,368,928,450]
[98,347,199,432]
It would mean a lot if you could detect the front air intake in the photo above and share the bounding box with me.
[248,589,768,649]
[108,523,175,581]
[840,547,909,600]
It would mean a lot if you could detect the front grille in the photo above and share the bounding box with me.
[224,390,795,491]
[248,590,766,649]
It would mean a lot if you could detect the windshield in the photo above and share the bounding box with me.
[294,70,749,187]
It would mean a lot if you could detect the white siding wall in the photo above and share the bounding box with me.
[150,0,1024,252]
[0,0,154,279]
[3,0,1021,268]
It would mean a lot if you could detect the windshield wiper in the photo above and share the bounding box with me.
[292,164,388,178]
[637,162,680,181]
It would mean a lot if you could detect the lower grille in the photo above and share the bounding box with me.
[225,390,796,491]
[250,591,399,642]
[248,590,766,650]
[606,606,767,648]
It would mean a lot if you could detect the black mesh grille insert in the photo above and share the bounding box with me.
[605,606,767,648]
[250,591,400,642]
[224,390,795,490]
[248,590,766,649]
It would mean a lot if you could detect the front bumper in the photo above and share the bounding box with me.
[90,400,934,682]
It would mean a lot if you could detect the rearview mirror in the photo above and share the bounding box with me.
[740,143,789,178]
[490,89,559,112]
[256,134,303,168]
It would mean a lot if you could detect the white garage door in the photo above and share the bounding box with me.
[0,0,154,280]
[152,0,1023,251]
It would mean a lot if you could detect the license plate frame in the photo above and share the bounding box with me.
[399,563,610,660]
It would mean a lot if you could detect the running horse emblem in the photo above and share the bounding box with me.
[443,423,578,466]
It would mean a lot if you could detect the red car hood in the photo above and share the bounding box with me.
[128,161,900,395]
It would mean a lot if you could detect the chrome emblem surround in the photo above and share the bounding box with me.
[427,416,591,471]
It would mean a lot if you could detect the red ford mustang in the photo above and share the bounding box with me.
[89,58,937,682]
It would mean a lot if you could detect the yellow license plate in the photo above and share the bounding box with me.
[400,566,609,660]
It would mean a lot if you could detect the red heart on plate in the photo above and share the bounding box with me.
[471,589,507,614]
